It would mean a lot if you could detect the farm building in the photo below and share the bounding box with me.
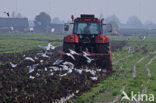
[47,24,65,33]
[0,17,29,33]
[34,24,65,33]
[148,29,156,35]
[118,28,147,35]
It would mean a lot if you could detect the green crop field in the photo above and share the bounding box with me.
[0,33,156,103]
[0,33,63,54]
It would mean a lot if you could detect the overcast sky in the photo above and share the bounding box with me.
[0,0,156,23]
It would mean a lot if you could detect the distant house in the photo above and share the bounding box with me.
[0,17,29,33]
[148,29,156,35]
[118,28,147,35]
[47,24,65,33]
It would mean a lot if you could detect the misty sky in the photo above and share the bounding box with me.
[0,0,156,24]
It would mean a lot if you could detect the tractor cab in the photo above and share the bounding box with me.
[63,14,112,54]
[73,15,102,35]
[73,22,100,35]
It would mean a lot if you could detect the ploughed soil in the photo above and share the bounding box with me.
[0,41,127,103]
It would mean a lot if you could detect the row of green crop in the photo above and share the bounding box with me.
[75,50,142,103]
[74,37,156,103]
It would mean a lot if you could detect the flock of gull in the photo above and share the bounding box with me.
[9,43,106,81]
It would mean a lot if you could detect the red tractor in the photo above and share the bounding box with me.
[61,14,112,71]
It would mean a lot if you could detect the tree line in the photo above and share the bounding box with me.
[33,12,156,32]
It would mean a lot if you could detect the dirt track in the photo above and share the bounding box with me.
[132,57,145,79]
[140,56,156,103]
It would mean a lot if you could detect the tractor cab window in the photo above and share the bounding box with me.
[73,22,100,34]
